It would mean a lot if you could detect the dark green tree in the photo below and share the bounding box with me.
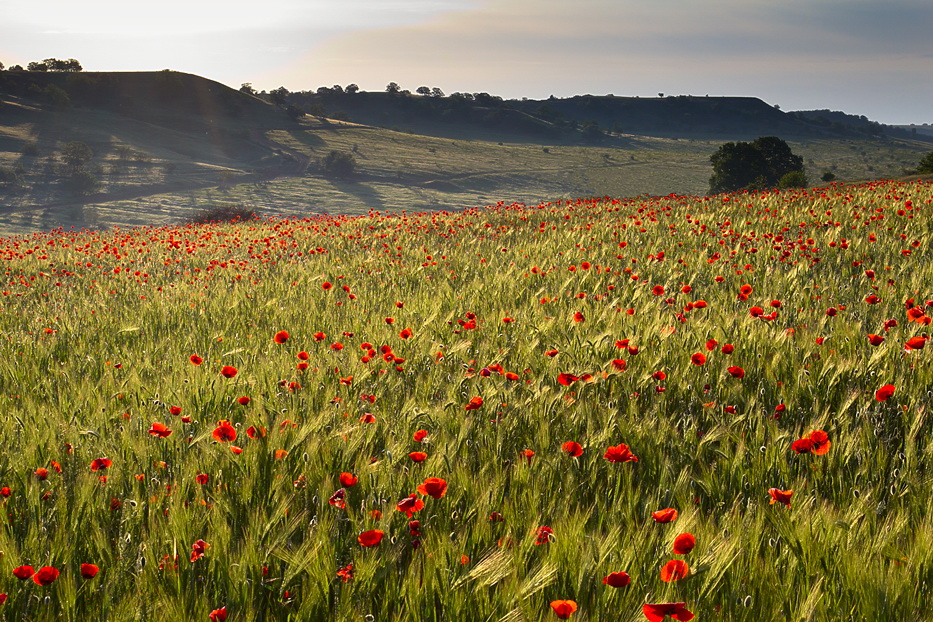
[916,152,933,174]
[321,151,356,178]
[268,86,289,107]
[27,61,48,72]
[709,136,804,194]
[60,141,93,173]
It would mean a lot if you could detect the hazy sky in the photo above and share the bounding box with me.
[2,0,931,124]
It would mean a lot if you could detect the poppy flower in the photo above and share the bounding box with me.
[358,529,384,547]
[604,443,638,463]
[413,429,428,442]
[465,396,483,411]
[33,467,48,481]
[690,353,706,366]
[660,559,689,582]
[643,602,694,622]
[190,354,203,365]
[726,366,745,379]
[561,441,583,457]
[534,525,554,545]
[749,306,764,318]
[550,600,578,619]
[602,571,631,587]
[237,396,251,405]
[652,508,678,523]
[212,420,237,442]
[808,430,831,455]
[0,487,10,497]
[544,349,559,357]
[190,539,209,562]
[328,488,346,509]
[220,366,238,378]
[672,532,696,554]
[209,607,228,622]
[417,477,448,499]
[12,565,34,580]
[339,472,358,487]
[867,334,885,346]
[906,336,927,350]
[273,330,289,344]
[336,564,354,583]
[194,473,209,485]
[611,359,627,371]
[32,566,59,586]
[769,488,793,507]
[246,425,266,439]
[229,446,243,454]
[573,312,585,323]
[409,451,428,463]
[875,384,896,401]
[652,285,665,296]
[90,458,112,472]
[80,563,99,579]
[791,438,815,453]
[399,328,412,339]
[721,344,734,354]
[558,373,580,386]
[396,493,425,518]
[705,339,718,351]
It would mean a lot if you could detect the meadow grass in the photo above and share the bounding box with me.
[0,179,931,620]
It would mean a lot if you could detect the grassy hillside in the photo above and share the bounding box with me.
[0,72,931,236]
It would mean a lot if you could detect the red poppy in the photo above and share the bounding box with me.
[0,487,10,497]
[328,488,346,509]
[12,565,34,580]
[672,532,696,554]
[190,539,209,562]
[336,563,354,583]
[220,365,238,378]
[749,306,764,318]
[867,334,885,346]
[212,420,237,442]
[80,563,99,579]
[413,429,428,442]
[237,396,251,405]
[146,421,173,440]
[396,493,425,518]
[769,488,793,507]
[465,396,483,411]
[652,508,678,523]
[409,451,428,463]
[906,336,927,350]
[690,353,706,365]
[865,294,881,304]
[209,606,228,622]
[399,328,412,339]
[807,429,831,455]
[726,366,745,379]
[417,477,448,499]
[550,600,578,619]
[358,529,384,547]
[558,373,580,386]
[791,438,815,453]
[32,566,59,586]
[573,311,585,323]
[705,339,718,351]
[660,559,689,582]
[604,444,638,463]
[653,370,667,381]
[721,344,734,354]
[195,473,209,485]
[273,330,289,344]
[643,602,694,622]
[360,413,376,423]
[190,354,203,365]
[561,441,583,457]
[652,285,665,296]
[602,571,631,587]
[826,307,838,317]
[875,384,896,401]
[611,359,627,371]
[90,458,112,472]
[339,472,358,487]
[534,525,553,545]
[229,446,243,454]
[322,282,332,290]
[544,349,559,357]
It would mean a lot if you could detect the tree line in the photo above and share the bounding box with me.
[0,58,83,72]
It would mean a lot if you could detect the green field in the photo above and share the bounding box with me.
[0,178,932,620]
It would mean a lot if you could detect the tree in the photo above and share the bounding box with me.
[916,152,933,175]
[385,82,400,95]
[416,86,431,96]
[345,84,359,94]
[0,61,4,71]
[709,136,804,194]
[268,86,289,107]
[321,151,356,178]
[60,141,93,174]
[43,58,82,72]
[65,171,98,196]
[431,87,444,98]
[27,61,48,72]
[239,83,257,96]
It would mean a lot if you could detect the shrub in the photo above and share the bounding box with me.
[65,170,98,196]
[917,152,933,175]
[321,150,356,178]
[778,170,809,189]
[187,204,256,225]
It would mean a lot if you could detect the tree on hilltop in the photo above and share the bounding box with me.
[917,152,933,175]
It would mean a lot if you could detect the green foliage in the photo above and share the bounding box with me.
[60,141,93,173]
[64,170,98,196]
[0,165,25,192]
[916,152,933,175]
[320,150,356,178]
[709,136,805,194]
[777,170,808,189]
[821,171,836,182]
[187,203,256,224]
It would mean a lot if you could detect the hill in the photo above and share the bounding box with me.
[0,70,931,235]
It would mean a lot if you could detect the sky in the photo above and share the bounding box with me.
[1,0,931,125]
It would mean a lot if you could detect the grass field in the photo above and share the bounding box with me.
[2,100,930,236]
[0,178,931,620]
